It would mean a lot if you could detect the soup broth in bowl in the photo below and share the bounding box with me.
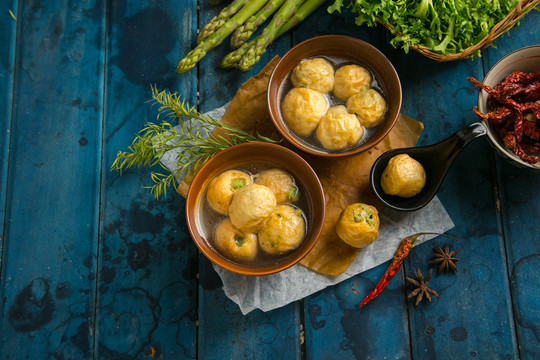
[198,164,311,267]
[278,56,388,154]
[268,35,402,158]
[185,142,325,276]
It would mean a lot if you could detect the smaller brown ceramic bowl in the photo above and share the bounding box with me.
[268,35,402,157]
[185,142,325,276]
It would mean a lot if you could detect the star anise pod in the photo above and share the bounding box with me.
[406,268,439,306]
[430,244,459,273]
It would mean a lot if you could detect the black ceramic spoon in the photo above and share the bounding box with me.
[370,122,487,211]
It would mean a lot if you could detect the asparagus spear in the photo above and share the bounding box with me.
[197,0,248,44]
[223,0,327,71]
[177,0,269,74]
[230,0,287,49]
[237,0,304,72]
[282,0,328,30]
[221,41,252,68]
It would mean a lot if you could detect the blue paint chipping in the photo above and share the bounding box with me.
[55,282,73,300]
[7,278,55,333]
[450,326,468,342]
[114,8,176,85]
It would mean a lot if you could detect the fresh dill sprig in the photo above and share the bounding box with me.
[111,86,277,199]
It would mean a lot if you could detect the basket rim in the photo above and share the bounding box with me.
[378,0,540,61]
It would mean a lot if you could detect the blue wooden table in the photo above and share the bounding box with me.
[1,1,539,359]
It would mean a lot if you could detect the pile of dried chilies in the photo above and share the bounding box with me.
[469,71,540,164]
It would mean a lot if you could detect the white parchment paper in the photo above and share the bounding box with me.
[214,199,453,314]
[162,103,455,315]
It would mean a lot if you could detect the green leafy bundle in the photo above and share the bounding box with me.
[328,0,523,56]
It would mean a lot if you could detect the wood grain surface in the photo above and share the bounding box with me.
[0,1,539,359]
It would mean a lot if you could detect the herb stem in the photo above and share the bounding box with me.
[111,86,278,199]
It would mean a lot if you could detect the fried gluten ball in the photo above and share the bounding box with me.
[316,105,364,151]
[333,64,372,101]
[254,168,299,204]
[381,154,426,197]
[259,204,306,255]
[214,218,258,262]
[206,169,252,215]
[281,87,328,137]
[228,184,277,233]
[346,88,387,128]
[291,57,335,94]
[336,203,380,248]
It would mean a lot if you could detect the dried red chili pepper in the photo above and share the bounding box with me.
[501,132,540,163]
[522,142,540,153]
[524,120,540,140]
[359,232,455,309]
[494,71,540,102]
[468,71,540,164]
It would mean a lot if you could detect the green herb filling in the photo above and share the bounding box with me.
[287,187,299,202]
[234,235,245,247]
[353,204,374,225]
[231,179,246,190]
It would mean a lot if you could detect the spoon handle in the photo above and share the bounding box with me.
[369,122,488,212]
[435,122,488,163]
[455,122,487,145]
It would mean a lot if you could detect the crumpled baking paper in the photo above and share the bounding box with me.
[214,198,453,314]
[161,102,454,315]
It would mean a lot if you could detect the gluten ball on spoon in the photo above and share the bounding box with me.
[381,154,426,198]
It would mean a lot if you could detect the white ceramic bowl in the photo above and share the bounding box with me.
[477,45,540,170]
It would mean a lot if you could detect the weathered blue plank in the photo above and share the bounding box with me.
[497,164,540,360]
[392,37,519,358]
[196,2,301,359]
[0,0,106,358]
[305,266,412,360]
[297,5,413,360]
[198,258,302,359]
[95,1,198,359]
[0,0,536,358]
[484,9,540,360]
[0,1,17,262]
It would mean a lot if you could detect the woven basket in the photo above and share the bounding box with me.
[380,0,540,61]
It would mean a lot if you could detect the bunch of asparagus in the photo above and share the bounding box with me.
[177,0,327,74]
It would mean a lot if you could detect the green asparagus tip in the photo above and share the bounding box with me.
[237,46,258,72]
[177,59,194,74]
[220,57,235,69]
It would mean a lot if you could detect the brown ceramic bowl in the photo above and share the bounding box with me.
[185,142,325,276]
[268,35,402,157]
